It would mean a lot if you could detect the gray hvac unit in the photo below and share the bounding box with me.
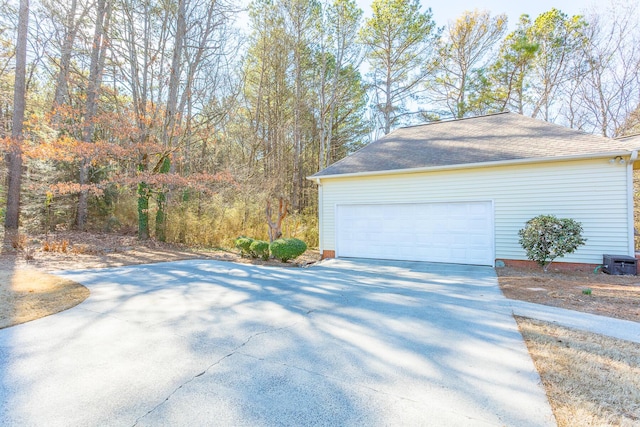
[602,254,637,275]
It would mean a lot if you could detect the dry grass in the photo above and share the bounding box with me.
[10,233,27,250]
[517,317,640,426]
[0,269,89,329]
[42,239,70,253]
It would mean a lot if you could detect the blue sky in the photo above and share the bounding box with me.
[356,0,593,28]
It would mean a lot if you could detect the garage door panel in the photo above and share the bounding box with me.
[452,235,469,245]
[468,219,486,229]
[470,235,489,245]
[336,202,493,266]
[470,248,491,258]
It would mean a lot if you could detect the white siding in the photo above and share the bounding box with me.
[318,159,631,264]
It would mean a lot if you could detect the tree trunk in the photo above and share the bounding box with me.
[4,0,29,235]
[155,191,167,241]
[77,0,111,230]
[155,0,185,239]
[154,156,171,242]
[292,28,302,211]
[76,161,89,229]
[52,0,80,118]
[163,0,185,147]
[137,183,150,240]
[4,149,23,231]
[137,161,149,240]
[266,198,288,242]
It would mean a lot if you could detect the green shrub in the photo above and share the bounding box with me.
[270,238,307,262]
[518,215,586,272]
[249,240,270,260]
[234,236,254,257]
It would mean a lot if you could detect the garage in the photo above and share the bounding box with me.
[311,113,639,266]
[336,201,494,265]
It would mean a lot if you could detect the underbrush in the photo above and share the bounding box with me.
[162,195,318,249]
[42,239,69,253]
[7,186,319,250]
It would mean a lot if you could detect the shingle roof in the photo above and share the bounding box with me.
[616,134,640,145]
[311,112,640,178]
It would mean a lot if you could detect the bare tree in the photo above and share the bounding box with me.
[317,0,363,169]
[48,0,89,117]
[77,0,111,229]
[283,0,318,210]
[111,0,239,240]
[567,1,640,136]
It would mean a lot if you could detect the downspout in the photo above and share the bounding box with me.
[627,150,638,256]
[315,178,323,256]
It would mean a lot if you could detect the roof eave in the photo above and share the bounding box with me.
[307,150,638,181]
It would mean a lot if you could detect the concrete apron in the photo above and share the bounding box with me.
[0,258,555,426]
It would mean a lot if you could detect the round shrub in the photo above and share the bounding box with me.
[518,214,586,272]
[269,238,307,262]
[234,236,254,257]
[249,240,270,260]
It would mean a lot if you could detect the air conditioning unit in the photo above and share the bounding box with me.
[602,254,637,275]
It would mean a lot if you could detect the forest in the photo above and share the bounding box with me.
[1,0,639,249]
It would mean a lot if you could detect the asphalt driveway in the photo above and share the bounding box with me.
[0,258,555,426]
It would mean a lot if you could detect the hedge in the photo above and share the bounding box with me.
[269,238,307,262]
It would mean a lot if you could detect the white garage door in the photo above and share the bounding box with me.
[336,201,494,266]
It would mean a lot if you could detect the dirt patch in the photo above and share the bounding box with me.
[496,266,640,323]
[5,231,201,272]
[3,231,319,272]
[517,317,640,426]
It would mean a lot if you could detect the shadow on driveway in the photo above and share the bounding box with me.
[0,258,555,426]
